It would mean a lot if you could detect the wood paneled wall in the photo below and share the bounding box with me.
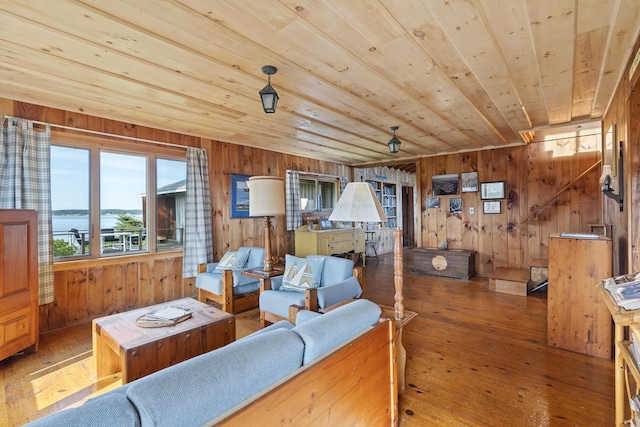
[1,99,349,331]
[417,134,602,276]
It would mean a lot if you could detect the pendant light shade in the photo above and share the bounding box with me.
[259,65,279,113]
[388,125,401,153]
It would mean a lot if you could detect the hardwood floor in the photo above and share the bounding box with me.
[1,250,614,426]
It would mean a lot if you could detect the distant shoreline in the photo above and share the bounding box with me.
[53,210,143,216]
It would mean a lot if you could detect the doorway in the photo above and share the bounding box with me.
[402,186,414,247]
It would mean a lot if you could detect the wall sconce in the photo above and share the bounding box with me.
[388,126,401,153]
[259,65,279,113]
[600,141,624,211]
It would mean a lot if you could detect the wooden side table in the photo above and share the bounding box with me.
[243,268,284,328]
[92,297,235,384]
[321,299,417,394]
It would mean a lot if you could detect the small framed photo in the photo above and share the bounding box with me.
[450,198,462,214]
[479,181,505,200]
[461,172,478,192]
[483,201,501,214]
[426,197,440,209]
[319,219,333,230]
[230,174,251,218]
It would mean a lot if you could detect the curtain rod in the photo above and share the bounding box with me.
[2,115,187,150]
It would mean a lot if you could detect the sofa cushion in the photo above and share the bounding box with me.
[23,393,140,427]
[292,299,381,364]
[214,251,237,271]
[281,254,324,292]
[126,328,304,427]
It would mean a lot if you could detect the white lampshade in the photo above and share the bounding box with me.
[328,182,388,223]
[248,176,285,216]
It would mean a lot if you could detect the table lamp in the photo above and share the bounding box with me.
[328,182,405,319]
[249,176,285,272]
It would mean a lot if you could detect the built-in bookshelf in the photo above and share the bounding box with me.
[366,180,396,228]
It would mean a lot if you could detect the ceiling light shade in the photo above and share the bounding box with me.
[259,65,279,113]
[328,182,388,223]
[388,125,401,153]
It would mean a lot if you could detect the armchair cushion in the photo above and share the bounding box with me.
[280,255,325,292]
[316,276,363,308]
[196,246,265,297]
[214,251,238,271]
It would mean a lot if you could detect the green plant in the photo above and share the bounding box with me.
[53,239,76,257]
[115,214,143,232]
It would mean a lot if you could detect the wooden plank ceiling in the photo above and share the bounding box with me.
[1,0,639,170]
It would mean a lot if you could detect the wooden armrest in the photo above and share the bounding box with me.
[352,266,364,291]
[198,263,207,274]
[288,304,304,323]
[303,288,319,312]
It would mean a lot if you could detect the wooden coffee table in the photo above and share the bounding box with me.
[92,297,235,384]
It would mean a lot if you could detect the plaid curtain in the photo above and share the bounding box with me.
[0,119,54,304]
[286,170,302,230]
[182,147,213,277]
[340,176,348,194]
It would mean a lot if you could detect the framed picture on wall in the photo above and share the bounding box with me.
[483,201,501,214]
[230,174,251,218]
[479,181,505,200]
[426,197,439,209]
[450,198,462,213]
[432,174,459,195]
[461,172,478,192]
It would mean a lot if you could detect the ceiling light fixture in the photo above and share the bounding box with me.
[259,65,279,113]
[388,125,401,153]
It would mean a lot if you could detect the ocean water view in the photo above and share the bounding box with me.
[52,214,143,234]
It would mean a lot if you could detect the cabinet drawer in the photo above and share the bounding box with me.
[328,231,356,243]
[0,305,33,347]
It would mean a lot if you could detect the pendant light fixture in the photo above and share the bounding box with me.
[259,65,279,113]
[388,125,401,153]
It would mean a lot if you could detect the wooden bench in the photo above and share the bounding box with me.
[487,268,531,296]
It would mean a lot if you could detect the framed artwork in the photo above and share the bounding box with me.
[426,197,440,209]
[319,219,333,229]
[461,172,478,192]
[483,201,501,214]
[450,198,462,213]
[230,174,251,218]
[480,181,505,200]
[432,173,459,195]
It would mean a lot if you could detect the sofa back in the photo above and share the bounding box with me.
[125,328,304,427]
[307,255,354,287]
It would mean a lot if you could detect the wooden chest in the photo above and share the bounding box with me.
[411,248,476,280]
[93,298,235,383]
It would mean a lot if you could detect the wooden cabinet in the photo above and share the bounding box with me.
[294,226,364,258]
[0,209,39,361]
[547,234,612,358]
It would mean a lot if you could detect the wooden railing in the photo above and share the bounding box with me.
[519,160,601,224]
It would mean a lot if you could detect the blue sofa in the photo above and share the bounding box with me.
[24,299,395,427]
[196,246,265,313]
[259,254,363,327]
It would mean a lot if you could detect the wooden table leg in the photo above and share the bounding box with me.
[92,322,121,379]
[396,326,407,394]
[615,322,625,426]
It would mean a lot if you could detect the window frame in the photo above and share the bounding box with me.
[51,131,186,262]
[299,174,339,213]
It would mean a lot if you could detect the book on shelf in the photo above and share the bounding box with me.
[136,305,193,328]
[603,272,640,310]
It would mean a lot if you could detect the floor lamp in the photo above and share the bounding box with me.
[248,176,285,272]
[328,182,404,320]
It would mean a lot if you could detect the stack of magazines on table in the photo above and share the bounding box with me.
[603,272,640,311]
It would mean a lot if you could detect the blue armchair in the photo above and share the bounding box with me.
[196,246,265,313]
[259,254,363,327]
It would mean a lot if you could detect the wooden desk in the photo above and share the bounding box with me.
[92,297,235,384]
